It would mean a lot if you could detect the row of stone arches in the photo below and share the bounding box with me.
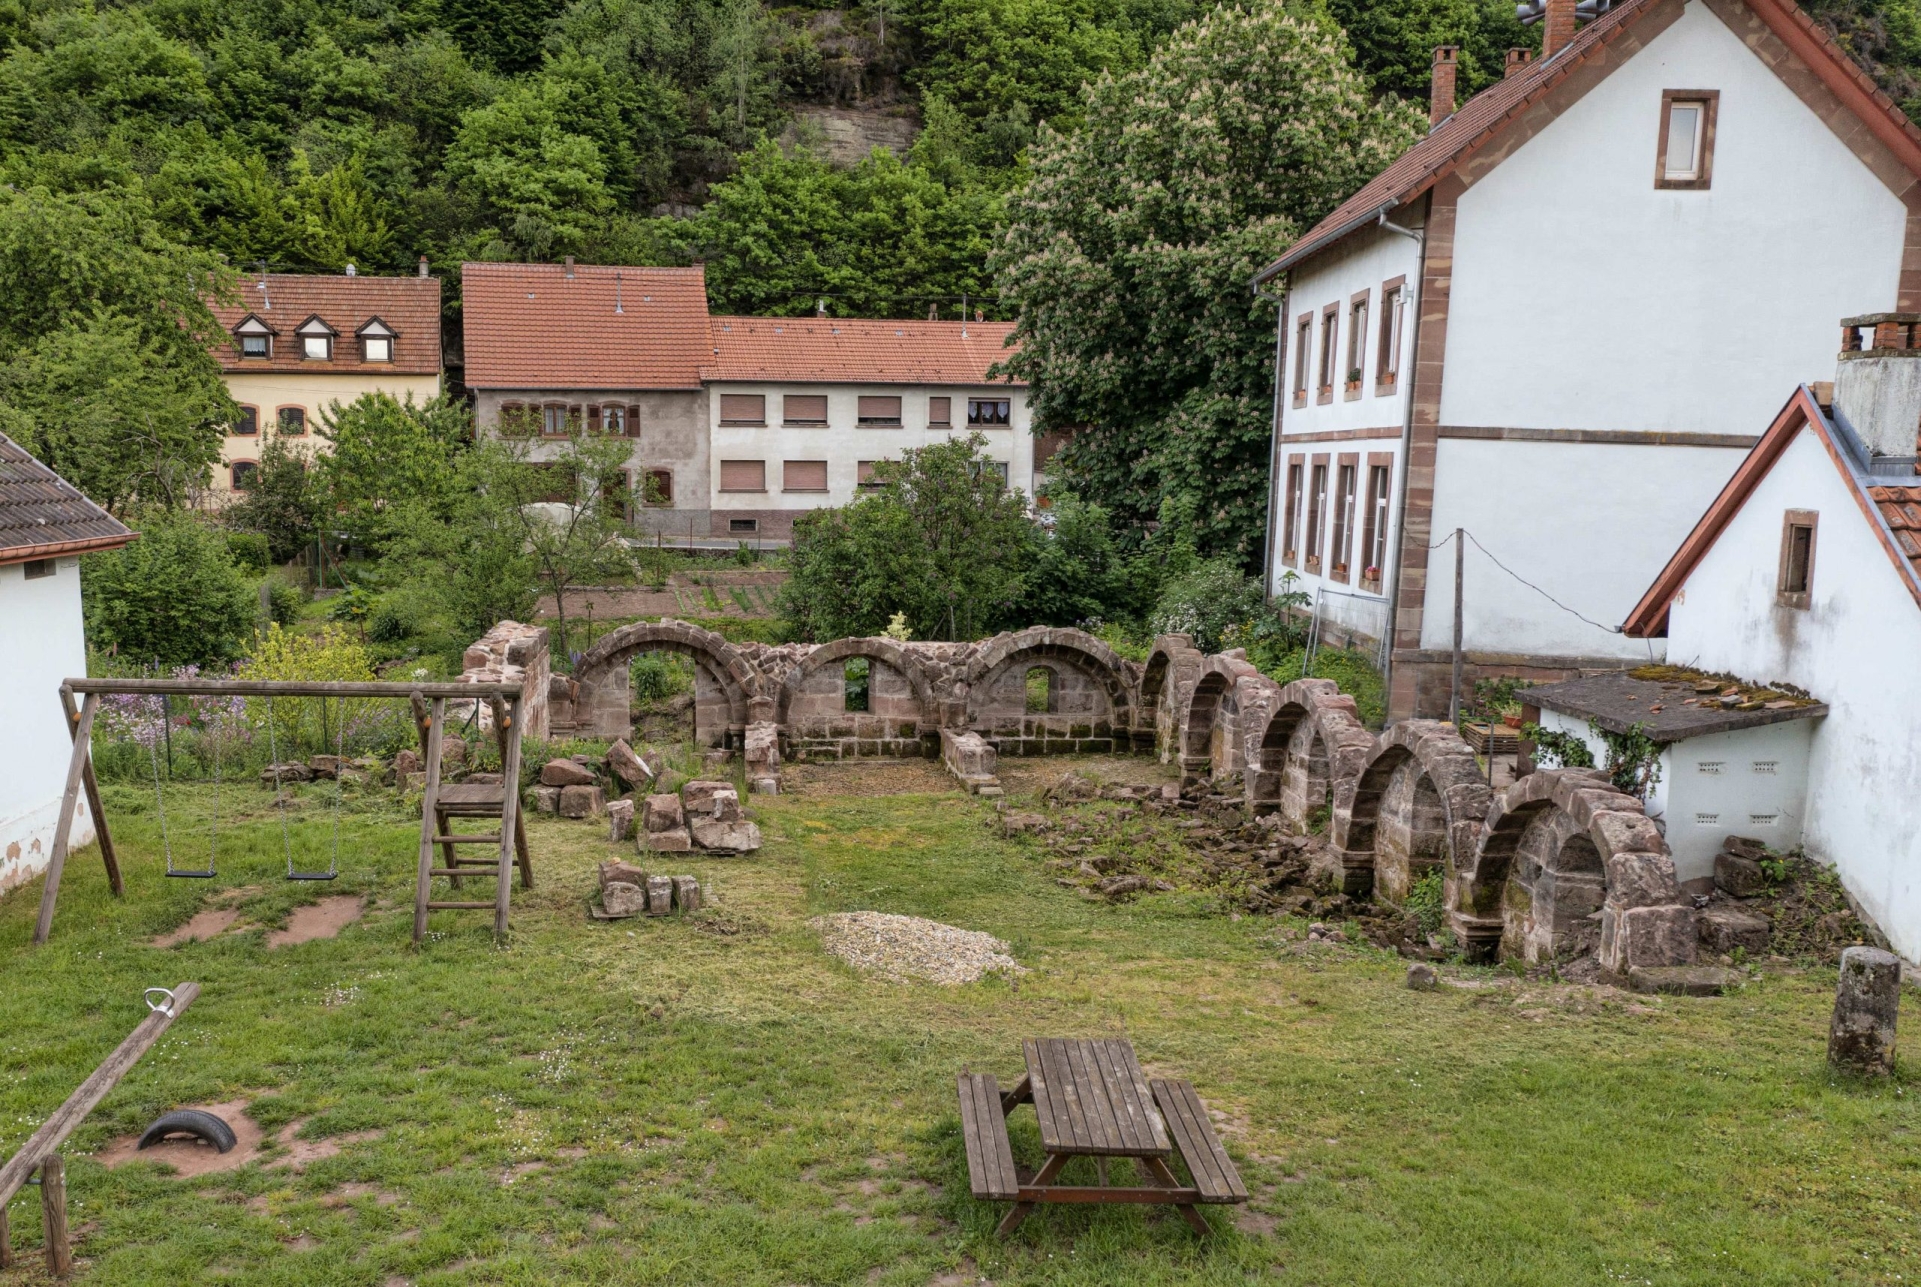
[1156,640,1696,976]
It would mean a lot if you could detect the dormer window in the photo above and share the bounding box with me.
[295,316,336,361]
[233,314,275,359]
[356,317,397,363]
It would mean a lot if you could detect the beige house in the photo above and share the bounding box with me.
[207,266,443,492]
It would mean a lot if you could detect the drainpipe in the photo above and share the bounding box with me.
[1375,205,1425,716]
[1253,282,1288,602]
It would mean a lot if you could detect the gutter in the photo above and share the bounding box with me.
[0,532,138,567]
[1252,203,1406,288]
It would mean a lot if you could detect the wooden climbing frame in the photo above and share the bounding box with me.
[36,679,527,946]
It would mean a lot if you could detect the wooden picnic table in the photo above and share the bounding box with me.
[958,1037,1247,1236]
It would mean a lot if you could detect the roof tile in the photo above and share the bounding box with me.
[461,263,710,390]
[702,317,1022,386]
[209,274,442,375]
[0,433,135,563]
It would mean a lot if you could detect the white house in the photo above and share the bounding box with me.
[1253,0,1921,719]
[1621,318,1921,958]
[702,316,1030,539]
[0,435,134,895]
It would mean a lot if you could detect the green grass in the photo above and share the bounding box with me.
[1,770,1918,1284]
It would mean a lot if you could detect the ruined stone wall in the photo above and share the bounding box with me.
[456,620,550,741]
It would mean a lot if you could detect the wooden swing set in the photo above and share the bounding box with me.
[35,678,531,947]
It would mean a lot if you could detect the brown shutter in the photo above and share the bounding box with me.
[856,396,902,424]
[627,405,642,436]
[645,469,673,505]
[783,460,829,492]
[783,394,828,424]
[720,394,765,424]
[719,459,765,491]
[928,396,950,425]
[857,460,876,486]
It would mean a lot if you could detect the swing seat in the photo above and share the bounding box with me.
[164,867,216,879]
[286,870,337,882]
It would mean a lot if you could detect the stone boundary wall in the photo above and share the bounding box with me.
[481,616,1695,972]
[456,620,551,742]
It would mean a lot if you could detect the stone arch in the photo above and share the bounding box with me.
[1453,768,1692,969]
[1246,679,1372,825]
[776,637,940,759]
[570,619,765,745]
[1141,634,1204,761]
[1178,654,1264,777]
[963,627,1134,754]
[1330,721,1491,904]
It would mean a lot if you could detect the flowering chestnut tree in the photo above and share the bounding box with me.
[992,1,1422,562]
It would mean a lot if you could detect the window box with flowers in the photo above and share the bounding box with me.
[1361,564,1382,591]
[1344,367,1363,398]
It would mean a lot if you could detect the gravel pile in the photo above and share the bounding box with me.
[812,912,1026,985]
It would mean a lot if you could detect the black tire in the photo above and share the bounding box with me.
[137,1109,238,1154]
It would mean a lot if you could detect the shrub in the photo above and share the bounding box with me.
[264,577,304,627]
[1151,559,1280,654]
[368,600,414,644]
[82,512,255,667]
[225,531,271,574]
[632,651,692,702]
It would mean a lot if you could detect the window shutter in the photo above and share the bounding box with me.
[857,460,876,486]
[857,396,902,423]
[784,394,828,424]
[928,397,950,425]
[720,394,766,424]
[719,459,765,491]
[783,460,829,491]
[627,405,642,437]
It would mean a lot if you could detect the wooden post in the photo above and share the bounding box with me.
[412,697,448,943]
[0,983,199,1209]
[58,685,120,897]
[494,695,525,939]
[1,1202,12,1268]
[1448,527,1464,725]
[33,693,100,946]
[40,1156,70,1278]
[409,692,432,757]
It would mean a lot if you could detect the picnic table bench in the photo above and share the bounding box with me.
[958,1037,1246,1235]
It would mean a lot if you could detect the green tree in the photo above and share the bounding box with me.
[779,433,1034,641]
[445,75,616,257]
[993,0,1421,562]
[1323,0,1530,102]
[688,140,1001,316]
[223,431,320,564]
[82,511,256,667]
[316,392,468,551]
[1019,491,1142,628]
[0,184,232,511]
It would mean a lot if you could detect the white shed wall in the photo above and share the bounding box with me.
[1666,425,1921,957]
[0,558,96,896]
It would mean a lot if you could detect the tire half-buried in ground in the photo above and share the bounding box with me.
[137,1108,238,1154]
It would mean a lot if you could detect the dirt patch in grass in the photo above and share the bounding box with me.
[266,895,365,947]
[271,1120,386,1169]
[152,907,245,948]
[97,1100,265,1175]
[781,758,957,797]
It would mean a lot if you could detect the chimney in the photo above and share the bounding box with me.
[1429,47,1459,127]
[816,298,827,317]
[1505,47,1534,78]
[564,255,575,278]
[345,262,356,277]
[418,256,429,278]
[1543,0,1576,59]
[1833,313,1921,469]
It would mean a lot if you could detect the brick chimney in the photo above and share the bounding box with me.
[1543,0,1577,59]
[1834,313,1921,468]
[1429,47,1459,127]
[1505,47,1535,78]
[418,255,430,278]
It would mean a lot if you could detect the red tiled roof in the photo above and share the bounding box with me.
[0,432,135,565]
[702,317,1023,386]
[208,274,442,375]
[1259,0,1921,279]
[1870,485,1921,581]
[461,262,710,390]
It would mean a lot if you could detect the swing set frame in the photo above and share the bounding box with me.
[34,677,526,947]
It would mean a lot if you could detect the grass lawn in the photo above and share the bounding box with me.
[1,764,1918,1284]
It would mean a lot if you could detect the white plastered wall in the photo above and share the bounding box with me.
[1428,0,1907,660]
[707,384,1031,511]
[1666,424,1921,958]
[1274,223,1420,639]
[0,559,96,896]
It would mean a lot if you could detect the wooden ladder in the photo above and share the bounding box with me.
[410,692,527,942]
